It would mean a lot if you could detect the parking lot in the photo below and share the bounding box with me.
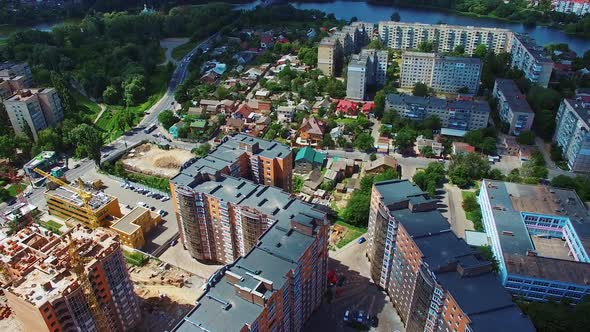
[305,240,405,332]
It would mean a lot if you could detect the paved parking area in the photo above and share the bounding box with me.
[305,241,405,332]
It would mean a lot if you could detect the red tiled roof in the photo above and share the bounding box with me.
[299,117,326,135]
[361,102,375,113]
[235,103,253,118]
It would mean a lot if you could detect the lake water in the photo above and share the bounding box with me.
[238,0,589,54]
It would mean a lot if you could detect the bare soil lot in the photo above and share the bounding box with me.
[121,144,193,178]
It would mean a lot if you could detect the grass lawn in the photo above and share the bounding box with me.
[96,66,170,142]
[335,118,357,126]
[172,41,198,60]
[7,183,27,197]
[72,90,102,121]
[335,220,366,249]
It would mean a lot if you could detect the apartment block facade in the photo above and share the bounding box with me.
[553,95,590,172]
[3,88,64,141]
[554,0,590,16]
[317,37,341,77]
[378,22,513,55]
[0,62,33,88]
[366,180,535,332]
[172,187,329,332]
[400,52,482,94]
[170,134,293,263]
[510,34,554,88]
[492,79,535,135]
[1,225,141,332]
[317,22,373,77]
[386,94,490,133]
[346,49,388,100]
[479,180,590,302]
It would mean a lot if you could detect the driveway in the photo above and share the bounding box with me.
[305,240,405,332]
[440,184,474,238]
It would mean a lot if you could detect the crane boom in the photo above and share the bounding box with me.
[33,168,101,229]
[67,234,110,332]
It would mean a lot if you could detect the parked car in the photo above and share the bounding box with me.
[369,315,378,327]
[158,209,167,217]
[356,311,365,324]
[137,202,147,208]
[357,237,366,244]
[343,310,351,323]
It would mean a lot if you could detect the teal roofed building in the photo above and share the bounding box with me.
[295,146,325,173]
[169,121,183,139]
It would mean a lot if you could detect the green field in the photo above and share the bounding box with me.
[96,66,170,142]
[72,90,102,121]
[335,220,366,249]
[172,41,198,60]
[335,118,357,126]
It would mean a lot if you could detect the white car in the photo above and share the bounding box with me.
[158,209,167,217]
[137,202,148,208]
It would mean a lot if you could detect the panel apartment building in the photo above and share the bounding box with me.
[400,52,482,94]
[169,134,294,263]
[171,176,329,332]
[479,180,590,302]
[346,49,388,100]
[1,225,141,332]
[510,34,554,88]
[317,21,374,77]
[386,94,490,134]
[3,88,64,141]
[0,62,33,99]
[378,22,513,55]
[492,79,535,135]
[553,93,590,172]
[366,180,535,332]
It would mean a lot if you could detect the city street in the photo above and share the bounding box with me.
[306,240,405,332]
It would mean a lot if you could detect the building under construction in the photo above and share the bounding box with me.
[0,224,141,332]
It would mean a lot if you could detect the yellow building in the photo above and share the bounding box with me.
[110,207,162,249]
[45,187,122,227]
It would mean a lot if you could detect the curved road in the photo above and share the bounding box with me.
[27,34,217,205]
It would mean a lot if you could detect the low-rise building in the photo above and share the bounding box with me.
[23,151,59,187]
[366,179,535,332]
[386,94,490,135]
[110,207,162,249]
[45,187,122,228]
[479,180,590,302]
[415,135,444,156]
[295,146,325,173]
[452,142,476,155]
[298,117,327,146]
[276,105,295,124]
[365,155,399,174]
[553,94,590,172]
[510,34,554,88]
[3,88,64,141]
[400,52,482,94]
[493,79,535,135]
[0,62,33,88]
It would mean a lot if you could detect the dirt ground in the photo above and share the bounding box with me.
[0,293,22,332]
[329,224,349,247]
[121,144,194,178]
[130,259,203,331]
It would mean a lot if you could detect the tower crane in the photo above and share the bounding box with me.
[32,168,101,229]
[67,233,110,332]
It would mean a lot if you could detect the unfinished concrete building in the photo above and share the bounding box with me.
[0,225,140,332]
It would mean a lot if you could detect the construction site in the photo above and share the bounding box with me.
[120,143,194,178]
[0,223,203,332]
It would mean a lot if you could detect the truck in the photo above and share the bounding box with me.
[144,124,157,134]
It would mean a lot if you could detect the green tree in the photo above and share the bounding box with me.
[354,133,374,152]
[68,124,104,166]
[412,82,429,97]
[474,44,488,59]
[516,131,536,145]
[51,71,77,116]
[158,110,178,130]
[113,108,134,132]
[192,143,211,157]
[390,12,401,22]
[412,162,446,197]
[0,135,17,162]
[123,75,147,106]
[102,85,121,104]
[293,175,304,193]
[420,146,435,158]
[394,127,417,155]
[418,41,434,52]
[448,152,490,187]
[453,45,465,55]
[374,90,386,119]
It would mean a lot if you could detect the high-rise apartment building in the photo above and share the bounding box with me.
[479,180,590,302]
[171,176,329,332]
[493,79,535,135]
[366,180,535,332]
[0,62,33,88]
[400,52,482,94]
[385,94,490,134]
[552,94,590,172]
[378,22,513,55]
[510,34,554,88]
[170,134,294,263]
[346,49,388,100]
[3,88,64,141]
[1,225,141,332]
[317,37,340,77]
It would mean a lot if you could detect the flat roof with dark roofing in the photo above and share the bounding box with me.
[172,176,326,332]
[514,34,553,64]
[171,134,291,187]
[392,209,449,238]
[494,79,534,114]
[437,271,536,332]
[386,94,491,114]
[373,179,430,206]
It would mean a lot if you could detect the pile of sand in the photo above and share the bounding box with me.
[154,156,182,169]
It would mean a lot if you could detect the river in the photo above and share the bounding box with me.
[238,0,589,54]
